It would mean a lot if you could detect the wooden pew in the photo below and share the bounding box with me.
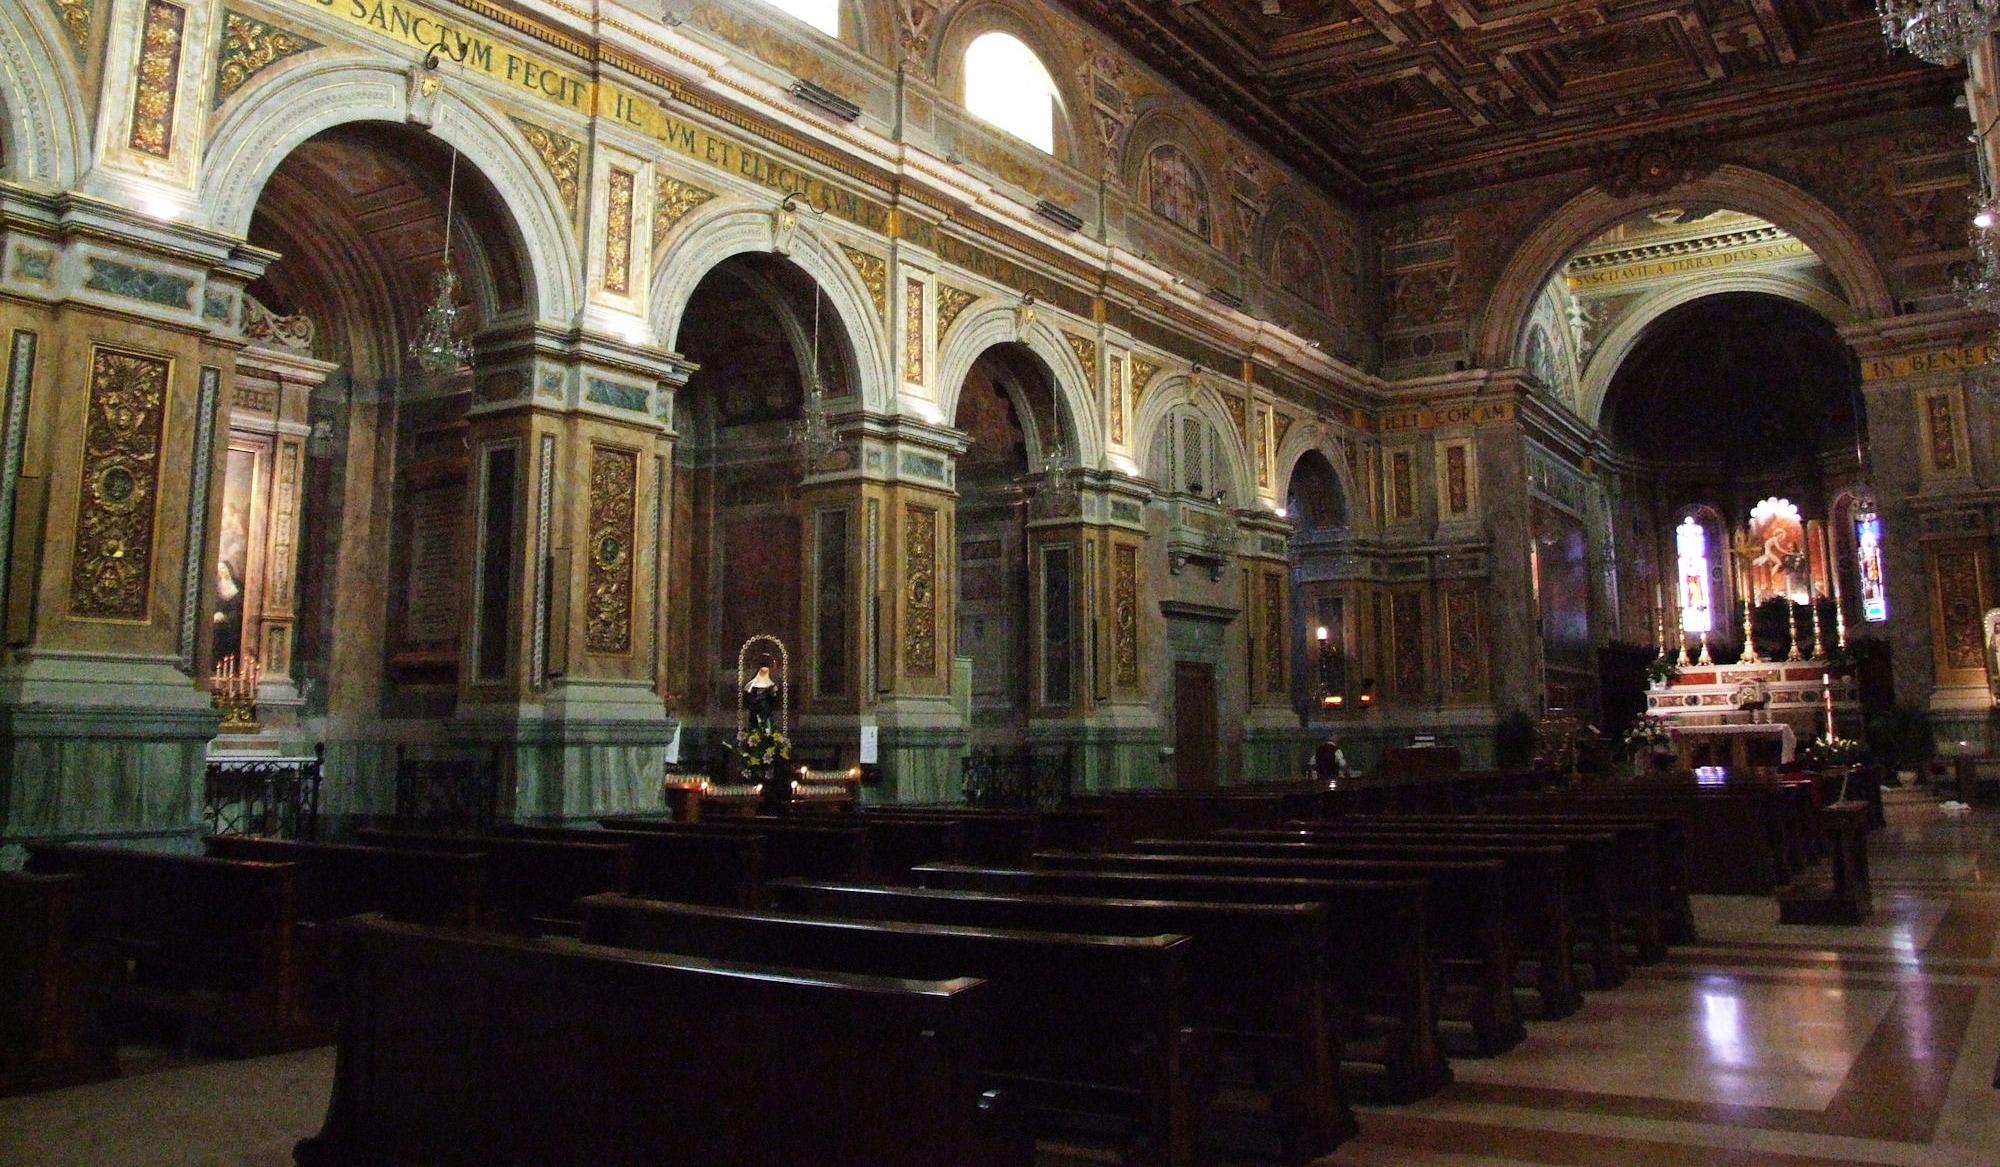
[497,823,763,908]
[1485,788,1787,895]
[0,871,117,1095]
[1128,835,1592,1007]
[598,817,870,883]
[294,914,1004,1167]
[1214,826,1631,987]
[767,878,1352,1161]
[1070,791,1286,847]
[356,828,634,935]
[1332,813,1688,954]
[1042,844,1579,1022]
[22,844,319,1055]
[578,893,1195,1167]
[863,809,1035,867]
[201,836,484,927]
[918,863,1453,1100]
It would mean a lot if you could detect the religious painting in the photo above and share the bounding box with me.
[1144,143,1212,241]
[1984,608,2000,704]
[1273,227,1331,314]
[1747,497,1810,603]
[1856,509,1888,622]
[214,446,257,664]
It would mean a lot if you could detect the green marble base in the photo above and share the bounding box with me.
[870,725,969,805]
[0,702,220,848]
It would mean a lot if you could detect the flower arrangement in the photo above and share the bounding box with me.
[1622,713,1672,754]
[1644,656,1680,688]
[1800,734,1862,768]
[733,722,793,769]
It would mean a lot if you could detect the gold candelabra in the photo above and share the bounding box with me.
[212,655,261,733]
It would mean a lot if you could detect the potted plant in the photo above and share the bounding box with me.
[1644,656,1679,689]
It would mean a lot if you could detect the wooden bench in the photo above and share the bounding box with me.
[864,809,1035,867]
[357,828,634,935]
[599,817,870,883]
[1071,791,1287,847]
[1100,839,1584,1018]
[497,823,763,908]
[0,871,117,1095]
[1336,813,1689,953]
[578,892,1195,1167]
[922,862,1453,1100]
[1485,788,1787,895]
[1215,826,1630,988]
[767,878,1353,1161]
[294,914,1004,1167]
[202,836,485,927]
[22,843,319,1055]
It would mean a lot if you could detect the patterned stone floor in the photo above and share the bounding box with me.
[1,787,1994,1166]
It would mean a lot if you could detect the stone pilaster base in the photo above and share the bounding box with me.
[454,681,674,822]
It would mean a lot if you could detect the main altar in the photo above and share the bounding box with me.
[1644,497,1866,762]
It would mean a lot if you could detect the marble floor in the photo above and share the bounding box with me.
[1,788,1994,1167]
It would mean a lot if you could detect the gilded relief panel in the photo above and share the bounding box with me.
[585,445,637,655]
[1262,569,1284,695]
[904,502,937,677]
[1444,585,1486,699]
[654,176,716,246]
[604,167,636,296]
[936,285,978,340]
[1114,542,1139,689]
[70,348,170,622]
[1930,544,1987,679]
[904,277,925,384]
[129,0,187,158]
[214,9,319,107]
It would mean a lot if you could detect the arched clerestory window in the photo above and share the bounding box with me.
[964,32,1058,153]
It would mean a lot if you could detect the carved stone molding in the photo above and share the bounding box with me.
[241,294,315,352]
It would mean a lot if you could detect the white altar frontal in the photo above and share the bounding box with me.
[1646,661,1858,750]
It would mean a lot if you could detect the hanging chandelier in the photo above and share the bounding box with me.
[1878,0,1997,66]
[408,146,473,380]
[1959,198,2000,316]
[1033,440,1078,517]
[789,287,843,471]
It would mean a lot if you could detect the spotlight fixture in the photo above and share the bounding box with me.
[789,80,860,122]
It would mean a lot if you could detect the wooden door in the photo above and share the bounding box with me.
[1174,660,1218,789]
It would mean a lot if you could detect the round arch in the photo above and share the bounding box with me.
[1273,421,1361,532]
[652,206,895,416]
[934,301,1102,467]
[1576,272,1857,428]
[198,56,582,324]
[1129,372,1255,505]
[1474,165,1895,370]
[0,0,90,188]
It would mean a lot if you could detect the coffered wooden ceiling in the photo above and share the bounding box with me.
[1061,0,1962,205]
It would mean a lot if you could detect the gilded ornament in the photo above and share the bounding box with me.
[654,176,715,244]
[585,446,638,655]
[903,503,936,676]
[1064,332,1098,381]
[129,0,186,158]
[1114,544,1138,688]
[214,10,318,107]
[70,348,169,621]
[1224,392,1247,438]
[47,0,93,54]
[1130,356,1162,403]
[1263,571,1284,693]
[936,285,978,339]
[1273,411,1294,451]
[904,277,925,384]
[604,167,636,296]
[511,117,583,218]
[1110,364,1125,446]
[841,245,888,322]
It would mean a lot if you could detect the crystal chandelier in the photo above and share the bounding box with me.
[408,147,473,380]
[1878,0,1998,66]
[1959,196,2000,316]
[1033,440,1078,516]
[789,287,843,471]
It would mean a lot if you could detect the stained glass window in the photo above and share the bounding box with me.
[1856,508,1887,622]
[1676,516,1711,635]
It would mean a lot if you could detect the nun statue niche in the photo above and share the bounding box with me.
[735,636,792,814]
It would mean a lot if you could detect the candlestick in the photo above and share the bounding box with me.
[1822,671,1836,740]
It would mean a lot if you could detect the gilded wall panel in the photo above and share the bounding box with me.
[604,167,636,296]
[1930,545,1987,678]
[1114,542,1138,688]
[71,348,171,622]
[129,0,186,158]
[586,445,637,655]
[1262,569,1284,694]
[1445,585,1486,699]
[842,245,888,322]
[512,117,582,218]
[936,285,978,339]
[654,176,716,245]
[903,502,936,676]
[904,277,925,384]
